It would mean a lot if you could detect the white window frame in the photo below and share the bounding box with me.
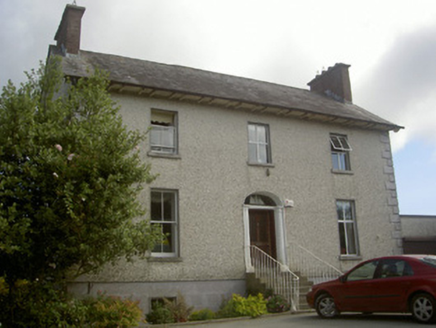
[248,123,271,164]
[150,110,178,155]
[336,200,360,257]
[330,134,351,171]
[150,189,178,258]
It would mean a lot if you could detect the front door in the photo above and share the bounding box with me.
[249,209,276,259]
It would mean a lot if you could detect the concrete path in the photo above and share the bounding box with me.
[160,312,417,328]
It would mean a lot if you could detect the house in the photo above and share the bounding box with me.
[48,4,404,312]
[401,215,436,254]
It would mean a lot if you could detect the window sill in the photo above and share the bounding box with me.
[331,169,354,175]
[147,151,181,160]
[247,162,275,168]
[148,257,183,263]
[339,255,362,261]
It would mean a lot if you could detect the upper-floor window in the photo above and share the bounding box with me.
[150,110,177,155]
[330,134,352,171]
[248,123,271,164]
[337,200,359,257]
[151,189,178,257]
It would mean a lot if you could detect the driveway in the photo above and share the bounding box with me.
[167,312,418,328]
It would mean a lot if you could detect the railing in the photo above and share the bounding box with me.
[288,242,343,285]
[249,246,300,311]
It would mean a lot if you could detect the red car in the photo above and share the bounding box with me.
[306,255,436,323]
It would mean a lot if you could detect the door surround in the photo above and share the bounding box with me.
[243,192,287,272]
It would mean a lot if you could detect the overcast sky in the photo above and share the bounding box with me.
[1,0,436,215]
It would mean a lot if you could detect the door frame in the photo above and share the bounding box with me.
[243,203,288,272]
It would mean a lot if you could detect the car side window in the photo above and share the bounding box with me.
[380,259,414,278]
[347,260,379,281]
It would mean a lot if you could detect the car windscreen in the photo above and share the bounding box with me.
[419,256,436,268]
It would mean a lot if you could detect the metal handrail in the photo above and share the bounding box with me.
[288,242,343,285]
[249,246,300,311]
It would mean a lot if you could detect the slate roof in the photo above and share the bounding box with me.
[50,46,402,132]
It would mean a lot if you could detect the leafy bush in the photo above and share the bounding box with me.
[216,296,240,318]
[146,293,193,324]
[163,293,193,323]
[266,294,291,313]
[84,292,144,328]
[189,308,216,321]
[217,294,267,319]
[146,303,174,325]
[232,293,267,318]
[0,280,88,328]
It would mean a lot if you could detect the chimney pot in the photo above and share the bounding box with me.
[307,63,352,103]
[54,4,86,55]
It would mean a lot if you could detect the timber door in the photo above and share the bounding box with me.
[249,209,276,259]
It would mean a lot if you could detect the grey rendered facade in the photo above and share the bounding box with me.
[52,5,403,313]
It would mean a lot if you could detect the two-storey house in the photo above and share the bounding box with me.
[49,4,403,312]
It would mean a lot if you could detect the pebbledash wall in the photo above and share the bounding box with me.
[69,92,402,313]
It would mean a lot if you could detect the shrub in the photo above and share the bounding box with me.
[163,293,194,322]
[146,303,174,325]
[266,294,291,313]
[216,296,240,318]
[232,293,267,318]
[84,292,144,328]
[0,280,89,328]
[217,293,267,319]
[189,308,216,321]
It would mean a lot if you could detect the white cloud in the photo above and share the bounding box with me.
[355,22,436,153]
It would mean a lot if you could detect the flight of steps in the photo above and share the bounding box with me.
[245,272,314,311]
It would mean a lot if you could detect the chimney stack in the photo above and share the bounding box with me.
[54,4,86,55]
[307,63,352,103]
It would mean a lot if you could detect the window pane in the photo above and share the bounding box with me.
[330,135,352,151]
[330,136,342,150]
[343,202,352,220]
[332,151,349,171]
[347,261,378,281]
[257,125,266,143]
[162,222,174,252]
[163,192,176,221]
[339,153,348,170]
[346,222,357,254]
[152,223,174,253]
[150,127,161,146]
[151,192,162,221]
[332,153,340,170]
[258,144,267,163]
[160,127,174,148]
[248,124,256,142]
[338,136,352,151]
[339,223,346,254]
[151,126,175,152]
[248,143,257,163]
[151,111,174,125]
[337,201,345,219]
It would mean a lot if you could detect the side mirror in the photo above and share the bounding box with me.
[339,275,347,283]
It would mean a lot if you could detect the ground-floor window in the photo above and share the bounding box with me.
[336,200,359,257]
[151,189,178,257]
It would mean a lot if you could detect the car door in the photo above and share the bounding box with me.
[334,260,380,312]
[360,259,413,312]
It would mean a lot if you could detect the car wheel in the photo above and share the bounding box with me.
[411,293,436,323]
[315,294,338,319]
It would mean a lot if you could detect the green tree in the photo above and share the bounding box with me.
[0,59,161,326]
